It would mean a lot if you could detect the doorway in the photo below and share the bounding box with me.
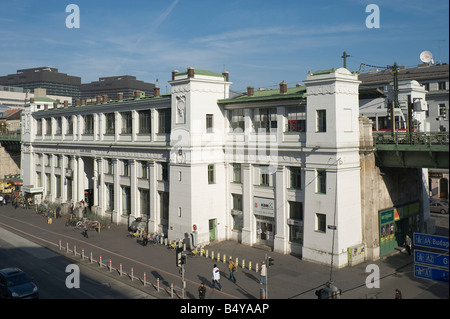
[256,221,274,244]
[209,219,216,242]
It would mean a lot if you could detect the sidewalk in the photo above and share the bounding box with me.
[0,204,448,299]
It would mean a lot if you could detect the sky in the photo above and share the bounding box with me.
[0,0,448,93]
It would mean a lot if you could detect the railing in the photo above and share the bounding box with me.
[373,132,449,146]
[0,132,21,141]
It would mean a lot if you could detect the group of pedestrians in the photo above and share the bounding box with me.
[198,258,268,299]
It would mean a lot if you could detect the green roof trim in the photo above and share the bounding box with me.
[218,86,306,105]
[34,97,56,102]
[175,69,225,78]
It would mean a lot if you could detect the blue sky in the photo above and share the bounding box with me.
[0,0,448,92]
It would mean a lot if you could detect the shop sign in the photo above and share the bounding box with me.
[253,197,275,218]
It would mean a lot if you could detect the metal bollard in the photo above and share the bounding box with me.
[66,242,69,253]
[171,283,174,298]
[59,240,62,250]
[157,278,160,292]
[206,250,209,258]
[120,263,123,276]
[131,267,134,281]
[74,245,77,256]
[236,257,239,267]
[144,273,146,286]
[260,287,266,299]
[249,261,252,271]
[109,259,112,272]
[223,254,226,263]
[99,256,102,267]
[90,252,93,263]
[211,251,214,260]
[82,248,84,260]
[256,263,259,273]
[217,252,220,262]
[242,259,245,269]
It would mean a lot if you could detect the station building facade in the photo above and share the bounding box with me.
[21,67,366,268]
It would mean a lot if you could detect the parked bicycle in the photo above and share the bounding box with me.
[76,219,100,231]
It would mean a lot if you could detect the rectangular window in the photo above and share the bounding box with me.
[316,110,326,132]
[140,161,148,179]
[138,110,151,134]
[122,160,130,176]
[46,173,51,195]
[161,162,169,181]
[139,188,150,217]
[290,167,302,189]
[316,169,326,194]
[232,163,241,183]
[229,109,245,132]
[84,115,94,135]
[122,186,131,215]
[106,183,114,211]
[159,191,169,225]
[105,113,115,134]
[439,104,447,117]
[55,155,61,168]
[46,118,52,135]
[260,166,270,186]
[158,108,171,134]
[55,117,62,135]
[316,213,326,233]
[36,172,42,187]
[289,201,303,244]
[206,114,214,133]
[286,105,306,132]
[121,112,132,134]
[231,194,243,231]
[208,164,215,184]
[105,159,113,175]
[36,119,42,136]
[66,116,73,134]
[438,81,447,90]
[253,108,277,133]
[55,175,61,198]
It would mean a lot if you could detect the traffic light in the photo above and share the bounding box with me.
[176,247,183,268]
[267,256,274,267]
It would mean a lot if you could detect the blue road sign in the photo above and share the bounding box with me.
[413,233,449,251]
[414,250,449,269]
[414,264,449,282]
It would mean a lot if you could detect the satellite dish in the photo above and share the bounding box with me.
[420,51,434,64]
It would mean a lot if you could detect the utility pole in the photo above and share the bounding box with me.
[341,51,351,69]
[390,62,400,132]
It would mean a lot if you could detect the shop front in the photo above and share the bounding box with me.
[254,197,275,246]
[379,201,420,256]
[22,186,44,206]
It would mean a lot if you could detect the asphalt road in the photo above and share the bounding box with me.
[0,227,155,299]
[0,202,448,300]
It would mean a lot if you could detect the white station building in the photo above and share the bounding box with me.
[20,67,390,267]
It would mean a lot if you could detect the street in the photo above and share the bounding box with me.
[0,203,448,300]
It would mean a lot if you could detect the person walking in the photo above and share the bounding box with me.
[404,235,412,256]
[260,261,267,285]
[211,264,222,291]
[228,257,237,283]
[395,289,403,299]
[198,282,206,299]
[83,223,89,238]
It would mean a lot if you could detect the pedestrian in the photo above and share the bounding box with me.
[260,261,267,285]
[404,235,412,256]
[198,282,206,299]
[211,264,222,291]
[395,289,402,299]
[228,257,237,283]
[83,223,89,238]
[47,210,52,225]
